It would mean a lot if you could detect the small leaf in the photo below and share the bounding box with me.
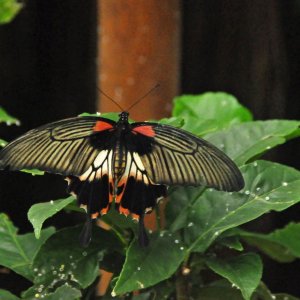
[31,225,123,292]
[206,253,262,300]
[206,120,300,166]
[112,232,187,295]
[173,92,252,134]
[0,106,20,125]
[0,289,20,300]
[218,236,244,251]
[28,196,75,239]
[0,214,54,281]
[0,138,7,147]
[21,169,45,176]
[238,223,300,263]
[37,284,81,300]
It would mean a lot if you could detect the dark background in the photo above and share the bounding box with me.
[0,0,300,296]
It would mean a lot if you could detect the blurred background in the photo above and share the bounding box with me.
[0,0,300,296]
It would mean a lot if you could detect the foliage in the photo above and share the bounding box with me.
[1,93,300,299]
[0,0,23,24]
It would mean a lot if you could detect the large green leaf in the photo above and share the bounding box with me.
[206,120,300,166]
[238,223,300,263]
[0,106,20,125]
[0,289,20,300]
[28,197,76,239]
[167,160,300,253]
[29,225,123,296]
[0,214,55,281]
[112,232,187,295]
[172,92,252,135]
[206,253,262,300]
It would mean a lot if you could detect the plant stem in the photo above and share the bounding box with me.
[175,269,189,300]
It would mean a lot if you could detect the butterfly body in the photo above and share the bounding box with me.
[0,111,244,246]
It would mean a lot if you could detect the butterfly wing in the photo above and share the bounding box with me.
[131,122,244,192]
[0,116,116,176]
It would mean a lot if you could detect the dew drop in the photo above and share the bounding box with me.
[82,251,87,257]
[245,190,250,195]
[160,232,164,237]
[282,182,288,186]
[256,187,261,191]
[50,200,54,205]
[188,222,194,227]
[34,268,38,272]
[96,112,101,115]
[253,162,258,167]
[265,196,270,200]
[180,246,184,251]
[137,267,141,271]
[174,239,179,244]
[37,273,42,277]
[266,146,271,149]
[35,294,40,298]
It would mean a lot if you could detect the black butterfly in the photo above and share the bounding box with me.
[0,111,244,246]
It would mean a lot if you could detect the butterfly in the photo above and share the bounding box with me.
[0,111,244,247]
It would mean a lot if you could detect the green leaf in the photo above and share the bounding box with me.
[30,225,123,293]
[112,232,187,295]
[0,289,20,300]
[20,169,45,176]
[0,138,7,147]
[0,0,23,24]
[0,214,55,281]
[0,106,20,125]
[238,223,300,263]
[167,160,300,253]
[206,120,300,166]
[192,279,246,300]
[34,284,81,300]
[28,197,75,239]
[218,236,244,251]
[172,92,252,135]
[206,253,262,300]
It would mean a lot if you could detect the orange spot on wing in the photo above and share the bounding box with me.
[100,206,109,215]
[119,206,130,216]
[91,212,99,219]
[132,126,155,137]
[93,121,113,132]
[131,213,140,221]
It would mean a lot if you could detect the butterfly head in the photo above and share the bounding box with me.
[118,111,129,123]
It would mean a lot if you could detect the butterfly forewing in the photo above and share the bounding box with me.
[132,122,244,192]
[0,117,116,176]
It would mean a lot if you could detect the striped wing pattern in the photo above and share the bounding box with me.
[0,117,114,176]
[135,123,244,192]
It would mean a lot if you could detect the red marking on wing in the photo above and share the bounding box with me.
[93,121,113,132]
[132,126,155,137]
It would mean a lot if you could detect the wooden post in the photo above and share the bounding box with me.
[96,0,181,295]
[97,0,181,120]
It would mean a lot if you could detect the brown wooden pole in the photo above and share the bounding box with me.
[97,0,181,120]
[96,0,181,295]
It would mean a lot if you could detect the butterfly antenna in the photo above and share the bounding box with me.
[96,87,124,111]
[125,83,160,112]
